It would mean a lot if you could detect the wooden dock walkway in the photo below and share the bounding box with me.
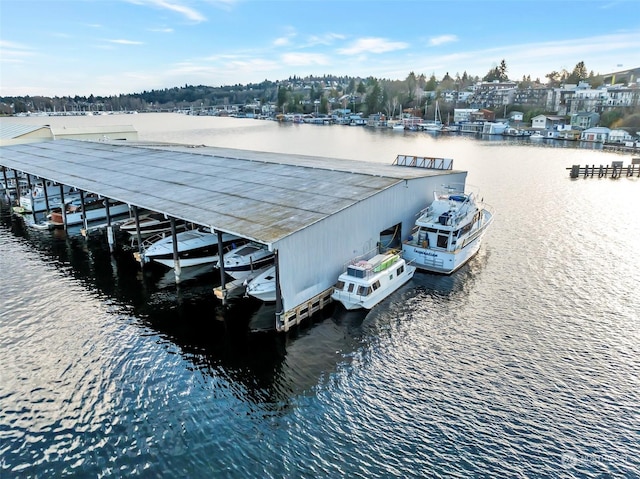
[568,158,640,179]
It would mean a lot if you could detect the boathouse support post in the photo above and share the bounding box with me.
[132,205,144,267]
[43,181,50,213]
[59,184,67,228]
[12,169,21,206]
[216,230,227,304]
[274,249,284,331]
[2,168,9,202]
[79,190,88,234]
[104,198,114,253]
[170,218,181,283]
[26,174,37,223]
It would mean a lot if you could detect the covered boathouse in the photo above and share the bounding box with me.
[0,139,466,331]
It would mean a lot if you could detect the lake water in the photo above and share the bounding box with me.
[1,114,639,478]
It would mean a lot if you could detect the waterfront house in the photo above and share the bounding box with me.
[580,126,610,143]
[531,114,569,130]
[607,129,635,143]
[508,111,524,123]
[571,112,600,130]
[453,108,478,123]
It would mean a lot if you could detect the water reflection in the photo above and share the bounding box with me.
[1,202,380,407]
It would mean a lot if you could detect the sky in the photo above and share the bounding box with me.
[1,0,639,97]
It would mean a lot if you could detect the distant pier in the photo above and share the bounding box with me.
[568,158,640,179]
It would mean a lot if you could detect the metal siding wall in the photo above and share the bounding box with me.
[275,171,466,312]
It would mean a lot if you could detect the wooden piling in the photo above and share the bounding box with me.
[568,162,640,179]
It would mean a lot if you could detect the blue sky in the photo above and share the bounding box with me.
[1,0,639,97]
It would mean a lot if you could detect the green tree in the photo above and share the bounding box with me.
[347,78,356,94]
[365,78,382,115]
[498,59,508,81]
[425,74,437,91]
[440,72,455,90]
[405,72,417,106]
[277,86,288,111]
[567,61,588,84]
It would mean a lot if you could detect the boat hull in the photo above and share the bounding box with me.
[120,213,185,238]
[152,255,220,268]
[402,213,492,274]
[245,266,277,302]
[219,243,275,280]
[402,234,483,274]
[141,230,241,268]
[49,201,130,226]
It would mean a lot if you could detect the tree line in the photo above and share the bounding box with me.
[0,61,628,121]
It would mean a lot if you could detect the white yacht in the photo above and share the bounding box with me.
[331,251,416,310]
[139,228,242,268]
[401,184,494,274]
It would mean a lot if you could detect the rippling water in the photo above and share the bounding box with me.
[1,114,639,477]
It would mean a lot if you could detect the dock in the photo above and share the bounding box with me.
[568,158,640,179]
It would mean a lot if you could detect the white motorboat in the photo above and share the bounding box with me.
[139,227,242,268]
[120,212,186,238]
[331,251,416,310]
[401,184,494,274]
[48,195,130,227]
[19,181,79,213]
[244,265,277,302]
[216,242,274,280]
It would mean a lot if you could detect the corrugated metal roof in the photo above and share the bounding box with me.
[0,139,456,245]
[0,122,50,140]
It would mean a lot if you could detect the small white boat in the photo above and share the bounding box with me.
[401,184,494,274]
[19,181,79,213]
[120,212,185,238]
[48,196,130,227]
[244,265,277,302]
[140,228,242,268]
[331,251,416,310]
[217,242,274,280]
[530,132,544,140]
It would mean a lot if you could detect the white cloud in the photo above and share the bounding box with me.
[0,40,35,63]
[274,37,290,47]
[305,33,346,47]
[149,27,174,33]
[429,35,458,46]
[337,37,409,55]
[127,0,207,22]
[281,52,331,66]
[273,26,297,47]
[107,39,144,45]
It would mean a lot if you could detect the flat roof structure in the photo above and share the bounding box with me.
[1,139,465,331]
[0,139,457,245]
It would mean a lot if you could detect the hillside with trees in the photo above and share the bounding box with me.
[2,62,638,130]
